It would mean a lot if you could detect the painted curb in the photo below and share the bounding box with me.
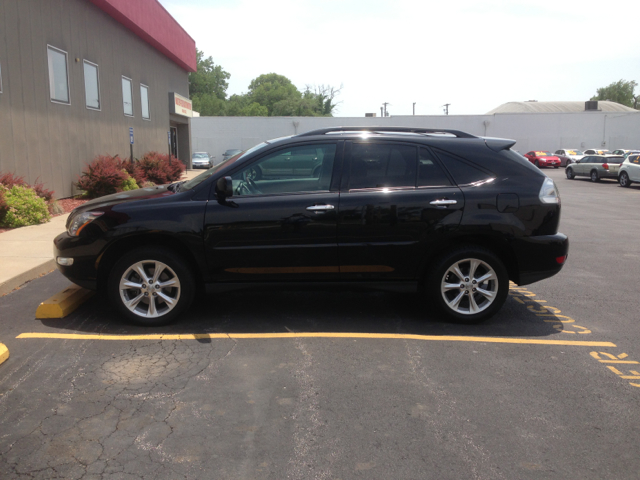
[35,285,95,319]
[0,343,8,366]
[0,259,57,297]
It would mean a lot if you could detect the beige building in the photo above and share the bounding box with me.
[0,0,196,198]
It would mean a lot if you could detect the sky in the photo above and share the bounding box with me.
[159,0,640,117]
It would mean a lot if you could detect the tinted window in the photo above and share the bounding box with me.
[232,144,336,196]
[418,148,451,187]
[83,61,100,109]
[349,143,416,189]
[432,149,493,185]
[47,46,69,103]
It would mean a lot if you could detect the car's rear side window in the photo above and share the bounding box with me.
[418,148,452,187]
[432,148,493,185]
[349,143,416,189]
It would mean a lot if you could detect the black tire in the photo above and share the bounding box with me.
[108,247,195,326]
[425,246,509,324]
[566,168,575,179]
[619,172,631,188]
[553,165,559,169]
[534,160,540,168]
[590,170,599,182]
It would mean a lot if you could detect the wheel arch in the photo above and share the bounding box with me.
[97,234,205,292]
[420,236,520,285]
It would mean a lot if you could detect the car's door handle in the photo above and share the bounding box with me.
[306,204,335,213]
[429,199,457,206]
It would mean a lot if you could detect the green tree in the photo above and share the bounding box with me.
[246,73,302,116]
[591,79,638,109]
[189,49,230,116]
[189,49,230,99]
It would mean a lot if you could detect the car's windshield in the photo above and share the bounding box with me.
[535,151,553,156]
[193,153,208,158]
[180,142,269,191]
[566,150,584,155]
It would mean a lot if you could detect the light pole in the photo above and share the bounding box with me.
[442,103,450,115]
[413,102,416,115]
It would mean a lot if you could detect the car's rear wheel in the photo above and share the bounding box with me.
[426,247,508,324]
[619,172,631,187]
[566,167,575,179]
[590,170,599,182]
[108,247,195,326]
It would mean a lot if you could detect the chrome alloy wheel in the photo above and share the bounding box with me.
[119,260,181,318]
[440,258,498,315]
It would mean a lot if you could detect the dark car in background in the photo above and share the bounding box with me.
[222,149,243,162]
[54,127,568,326]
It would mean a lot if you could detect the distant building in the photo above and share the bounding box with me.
[486,100,638,115]
[0,0,197,197]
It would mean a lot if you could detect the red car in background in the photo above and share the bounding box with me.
[524,151,561,168]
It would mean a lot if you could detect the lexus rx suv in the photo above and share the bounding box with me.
[54,127,568,326]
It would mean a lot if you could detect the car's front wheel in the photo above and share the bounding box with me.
[426,246,509,323]
[619,172,631,188]
[108,247,195,326]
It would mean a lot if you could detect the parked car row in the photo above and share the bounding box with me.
[522,148,640,171]
[565,153,640,187]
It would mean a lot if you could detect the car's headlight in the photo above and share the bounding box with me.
[68,211,104,236]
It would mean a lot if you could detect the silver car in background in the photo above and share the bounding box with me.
[192,152,212,169]
[565,155,624,182]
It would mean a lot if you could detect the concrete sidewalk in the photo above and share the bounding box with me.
[0,169,204,296]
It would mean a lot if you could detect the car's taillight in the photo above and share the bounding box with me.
[539,177,560,204]
[603,163,609,170]
[556,255,567,265]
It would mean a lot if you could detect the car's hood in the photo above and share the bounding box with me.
[77,185,177,211]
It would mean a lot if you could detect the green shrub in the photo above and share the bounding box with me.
[120,174,139,192]
[0,185,51,227]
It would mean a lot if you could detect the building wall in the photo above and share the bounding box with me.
[192,112,640,162]
[0,0,191,197]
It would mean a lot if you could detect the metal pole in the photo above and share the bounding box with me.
[413,102,416,115]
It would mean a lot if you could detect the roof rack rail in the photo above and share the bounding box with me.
[297,126,477,138]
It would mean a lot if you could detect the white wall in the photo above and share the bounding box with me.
[192,112,640,162]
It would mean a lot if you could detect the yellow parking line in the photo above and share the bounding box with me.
[16,332,616,347]
[0,343,9,366]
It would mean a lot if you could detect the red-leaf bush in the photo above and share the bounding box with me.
[135,152,185,185]
[76,155,130,198]
[0,172,28,189]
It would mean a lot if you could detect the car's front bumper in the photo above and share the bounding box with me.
[53,231,104,290]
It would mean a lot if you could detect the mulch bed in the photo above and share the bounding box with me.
[0,197,89,234]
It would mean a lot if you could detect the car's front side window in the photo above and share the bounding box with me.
[231,143,337,196]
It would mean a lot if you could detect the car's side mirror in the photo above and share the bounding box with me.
[216,176,233,198]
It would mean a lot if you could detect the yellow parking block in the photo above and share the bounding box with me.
[35,285,95,319]
[0,343,8,365]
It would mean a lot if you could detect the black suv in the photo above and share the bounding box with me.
[54,127,568,326]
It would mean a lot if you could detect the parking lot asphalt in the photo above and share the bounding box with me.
[1,168,639,479]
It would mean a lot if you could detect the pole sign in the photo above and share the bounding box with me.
[129,127,134,145]
[168,131,171,145]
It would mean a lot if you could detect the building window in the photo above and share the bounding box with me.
[83,60,100,110]
[140,84,150,119]
[122,76,133,116]
[47,45,70,104]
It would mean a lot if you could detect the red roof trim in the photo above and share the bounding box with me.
[89,0,197,72]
